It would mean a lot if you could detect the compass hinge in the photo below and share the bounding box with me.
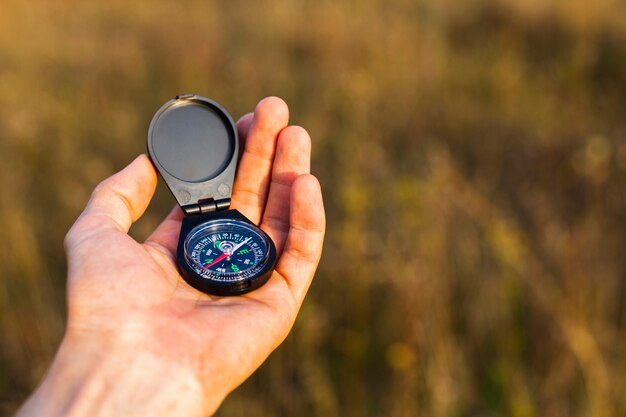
[182,198,231,216]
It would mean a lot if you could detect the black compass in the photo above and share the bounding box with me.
[147,94,276,296]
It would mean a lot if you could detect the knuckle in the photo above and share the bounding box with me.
[232,187,261,207]
[63,227,76,249]
[90,179,111,199]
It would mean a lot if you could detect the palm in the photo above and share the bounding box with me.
[64,97,325,398]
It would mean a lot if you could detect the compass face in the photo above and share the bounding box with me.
[183,219,270,282]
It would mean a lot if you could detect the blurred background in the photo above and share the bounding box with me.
[2,0,626,415]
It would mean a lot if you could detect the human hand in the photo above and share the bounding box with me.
[17,97,325,417]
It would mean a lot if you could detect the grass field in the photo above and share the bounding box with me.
[2,0,626,415]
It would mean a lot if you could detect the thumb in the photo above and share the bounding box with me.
[66,155,157,243]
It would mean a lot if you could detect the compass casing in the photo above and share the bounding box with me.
[176,209,277,296]
[147,94,277,296]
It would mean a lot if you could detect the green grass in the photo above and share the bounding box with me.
[2,0,626,415]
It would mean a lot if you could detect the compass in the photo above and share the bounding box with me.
[147,94,276,296]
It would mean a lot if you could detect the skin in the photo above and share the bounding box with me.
[17,97,326,417]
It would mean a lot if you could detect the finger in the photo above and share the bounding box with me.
[67,155,157,242]
[144,205,185,255]
[260,126,311,254]
[236,112,254,158]
[231,97,289,224]
[275,174,325,302]
[240,174,324,330]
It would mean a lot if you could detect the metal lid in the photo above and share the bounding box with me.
[147,94,238,211]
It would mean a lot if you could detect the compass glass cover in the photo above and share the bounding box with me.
[183,219,270,282]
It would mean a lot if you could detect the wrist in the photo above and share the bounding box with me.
[17,329,220,417]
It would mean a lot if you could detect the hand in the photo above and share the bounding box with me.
[17,97,325,417]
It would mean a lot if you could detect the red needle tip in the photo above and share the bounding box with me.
[204,253,228,269]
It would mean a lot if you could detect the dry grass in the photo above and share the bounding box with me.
[2,0,626,415]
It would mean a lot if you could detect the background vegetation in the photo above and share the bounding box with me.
[2,0,626,415]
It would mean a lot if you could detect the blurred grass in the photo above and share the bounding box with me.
[2,0,626,415]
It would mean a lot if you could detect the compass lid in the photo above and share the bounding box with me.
[147,94,238,213]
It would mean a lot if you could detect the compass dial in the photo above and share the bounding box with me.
[183,219,271,282]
